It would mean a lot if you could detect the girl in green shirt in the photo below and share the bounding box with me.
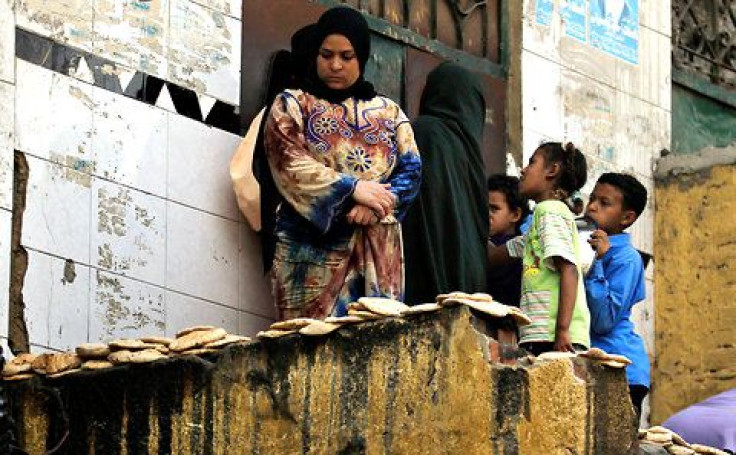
[489,142,590,355]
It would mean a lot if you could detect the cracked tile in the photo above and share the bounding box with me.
[22,155,91,264]
[23,249,90,350]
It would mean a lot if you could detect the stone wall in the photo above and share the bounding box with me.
[651,147,736,423]
[6,307,637,454]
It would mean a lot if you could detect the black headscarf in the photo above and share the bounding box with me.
[402,63,489,304]
[302,6,377,104]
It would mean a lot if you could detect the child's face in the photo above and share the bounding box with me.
[489,191,521,237]
[519,149,551,200]
[584,183,635,233]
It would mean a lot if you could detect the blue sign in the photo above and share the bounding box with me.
[536,0,554,27]
[589,0,639,64]
[561,0,587,42]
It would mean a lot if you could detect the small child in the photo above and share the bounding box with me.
[488,142,590,355]
[583,172,650,419]
[487,175,530,307]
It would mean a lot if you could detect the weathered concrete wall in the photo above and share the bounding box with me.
[651,147,736,424]
[7,307,637,454]
[0,0,275,356]
[519,0,672,426]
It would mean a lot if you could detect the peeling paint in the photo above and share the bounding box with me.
[169,0,237,101]
[68,85,95,109]
[95,270,165,338]
[134,205,155,227]
[98,243,114,270]
[562,72,616,161]
[93,0,168,76]
[16,0,94,51]
[49,153,95,188]
[61,259,76,284]
[97,186,131,237]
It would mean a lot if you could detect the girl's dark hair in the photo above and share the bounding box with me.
[538,142,588,195]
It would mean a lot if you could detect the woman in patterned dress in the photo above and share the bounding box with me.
[264,7,421,320]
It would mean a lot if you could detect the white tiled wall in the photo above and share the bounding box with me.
[0,0,12,351]
[93,0,170,79]
[167,114,241,220]
[91,179,167,284]
[21,155,92,264]
[15,0,95,53]
[16,0,241,104]
[0,0,13,84]
[23,249,90,351]
[92,87,169,197]
[2,0,276,354]
[0,208,10,338]
[165,201,241,306]
[522,0,671,428]
[168,0,241,104]
[165,290,239,337]
[239,228,277,319]
[89,269,166,342]
[0,80,12,210]
[522,52,563,141]
[191,0,241,20]
[15,60,95,166]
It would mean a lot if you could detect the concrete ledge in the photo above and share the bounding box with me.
[6,306,637,454]
[655,143,736,181]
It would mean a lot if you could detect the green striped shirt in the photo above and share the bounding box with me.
[507,200,590,347]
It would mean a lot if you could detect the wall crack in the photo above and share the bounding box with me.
[9,151,30,355]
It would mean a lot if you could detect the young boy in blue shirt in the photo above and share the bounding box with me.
[584,173,650,419]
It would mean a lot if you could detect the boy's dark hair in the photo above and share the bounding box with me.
[597,172,648,217]
[538,142,588,194]
[487,175,530,230]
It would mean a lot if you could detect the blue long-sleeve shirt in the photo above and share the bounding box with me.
[585,232,650,387]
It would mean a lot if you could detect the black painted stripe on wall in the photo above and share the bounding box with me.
[15,28,242,136]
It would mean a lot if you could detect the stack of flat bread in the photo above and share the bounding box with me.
[436,292,532,326]
[77,343,113,371]
[256,294,534,341]
[348,297,409,319]
[578,347,633,369]
[2,326,251,382]
[2,352,83,380]
[258,318,319,339]
[107,338,170,365]
[257,298,412,340]
[534,347,632,369]
[638,426,729,455]
[2,353,39,381]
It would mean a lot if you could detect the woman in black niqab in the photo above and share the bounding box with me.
[402,62,489,304]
